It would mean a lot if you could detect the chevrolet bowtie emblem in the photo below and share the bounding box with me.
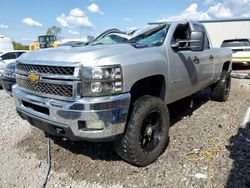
[28,71,40,82]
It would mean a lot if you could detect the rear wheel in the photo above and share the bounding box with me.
[211,71,231,102]
[114,95,170,166]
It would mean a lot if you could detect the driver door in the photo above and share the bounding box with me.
[167,23,210,102]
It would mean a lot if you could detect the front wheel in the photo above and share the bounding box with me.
[114,95,170,167]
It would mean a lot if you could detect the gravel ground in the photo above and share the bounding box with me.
[0,78,249,188]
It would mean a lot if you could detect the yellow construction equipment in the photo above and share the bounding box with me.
[29,35,58,51]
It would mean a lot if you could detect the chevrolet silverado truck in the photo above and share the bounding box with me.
[13,21,232,166]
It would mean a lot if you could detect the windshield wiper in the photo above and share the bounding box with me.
[90,42,104,46]
[129,42,150,48]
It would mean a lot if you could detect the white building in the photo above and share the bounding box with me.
[0,35,14,52]
[201,18,250,47]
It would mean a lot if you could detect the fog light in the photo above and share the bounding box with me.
[86,121,104,130]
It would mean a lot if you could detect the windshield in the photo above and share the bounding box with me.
[88,24,169,48]
[89,33,130,46]
[221,39,250,47]
[38,36,55,44]
[129,24,169,47]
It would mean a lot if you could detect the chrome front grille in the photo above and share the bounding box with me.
[16,64,75,76]
[17,78,73,98]
[16,63,80,101]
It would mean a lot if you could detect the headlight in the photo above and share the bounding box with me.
[3,63,16,78]
[82,65,123,96]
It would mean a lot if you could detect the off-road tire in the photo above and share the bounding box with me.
[211,71,231,102]
[114,95,170,167]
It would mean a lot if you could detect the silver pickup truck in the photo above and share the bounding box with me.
[13,21,232,166]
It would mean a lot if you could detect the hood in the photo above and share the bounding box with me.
[18,44,136,66]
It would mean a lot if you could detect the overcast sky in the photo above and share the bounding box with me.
[0,0,249,44]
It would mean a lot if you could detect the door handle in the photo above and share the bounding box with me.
[209,55,214,61]
[193,56,200,64]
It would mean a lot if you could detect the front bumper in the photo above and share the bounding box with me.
[2,76,16,93]
[13,85,131,141]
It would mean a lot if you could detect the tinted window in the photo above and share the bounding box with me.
[16,52,26,58]
[221,39,250,47]
[1,52,16,60]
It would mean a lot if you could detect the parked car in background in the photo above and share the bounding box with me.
[0,50,27,88]
[0,50,27,64]
[1,62,16,94]
[221,39,250,67]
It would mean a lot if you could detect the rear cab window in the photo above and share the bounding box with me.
[221,39,250,47]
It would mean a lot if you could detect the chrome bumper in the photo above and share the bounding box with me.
[13,85,131,141]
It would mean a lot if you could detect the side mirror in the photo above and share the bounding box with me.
[190,31,204,51]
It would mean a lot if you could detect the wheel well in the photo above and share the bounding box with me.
[222,61,231,72]
[130,75,166,104]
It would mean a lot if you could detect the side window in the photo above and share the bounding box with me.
[172,24,190,50]
[1,52,16,60]
[16,52,25,58]
[1,53,10,60]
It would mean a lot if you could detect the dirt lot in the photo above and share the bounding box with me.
[0,78,250,188]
